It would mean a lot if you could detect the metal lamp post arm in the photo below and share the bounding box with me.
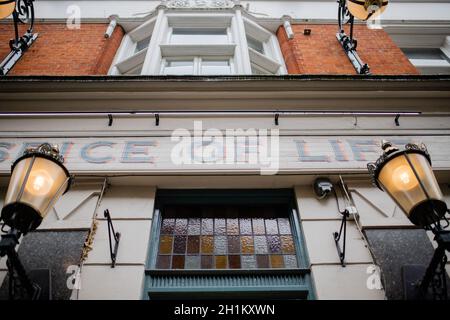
[0,0,38,75]
[336,0,370,74]
[0,229,41,300]
[418,225,450,300]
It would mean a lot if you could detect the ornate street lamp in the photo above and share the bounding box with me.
[0,0,38,75]
[368,141,450,299]
[336,0,389,75]
[0,143,72,299]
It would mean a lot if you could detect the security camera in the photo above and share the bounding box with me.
[313,177,334,199]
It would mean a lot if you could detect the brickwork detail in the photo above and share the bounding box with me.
[0,23,124,75]
[277,24,418,75]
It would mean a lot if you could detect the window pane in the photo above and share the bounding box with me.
[214,236,227,254]
[241,236,254,254]
[265,218,278,234]
[172,255,185,269]
[156,205,300,270]
[156,255,171,269]
[201,255,214,269]
[267,235,281,254]
[185,255,200,269]
[241,255,257,269]
[227,236,240,254]
[173,235,187,254]
[247,35,264,54]
[229,255,241,269]
[187,235,200,254]
[278,218,291,235]
[174,218,188,234]
[270,255,284,268]
[171,28,228,44]
[135,36,151,54]
[281,235,295,254]
[240,218,252,235]
[215,255,227,269]
[201,236,214,254]
[188,218,200,235]
[283,255,298,268]
[164,60,194,75]
[256,255,269,268]
[201,60,231,75]
[159,235,173,254]
[161,218,175,234]
[214,218,226,235]
[201,218,214,235]
[402,48,448,60]
[254,236,268,254]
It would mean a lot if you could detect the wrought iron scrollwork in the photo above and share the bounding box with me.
[0,0,38,75]
[23,143,65,164]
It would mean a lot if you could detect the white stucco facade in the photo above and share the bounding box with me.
[0,0,450,301]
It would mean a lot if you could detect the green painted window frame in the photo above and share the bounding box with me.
[143,189,315,300]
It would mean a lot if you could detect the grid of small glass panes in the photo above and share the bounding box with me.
[155,205,299,269]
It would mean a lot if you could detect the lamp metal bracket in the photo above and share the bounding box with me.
[104,209,121,268]
[0,229,43,300]
[333,209,350,267]
[0,0,38,76]
[395,114,400,126]
[403,228,450,300]
[336,0,371,75]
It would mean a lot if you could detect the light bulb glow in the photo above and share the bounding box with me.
[25,169,54,196]
[392,164,418,191]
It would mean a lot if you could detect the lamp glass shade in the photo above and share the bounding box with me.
[0,2,15,20]
[347,0,388,21]
[378,152,446,227]
[1,155,69,233]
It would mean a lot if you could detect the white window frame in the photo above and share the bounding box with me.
[402,46,450,75]
[160,56,234,75]
[243,16,286,75]
[168,27,231,45]
[109,15,157,75]
[110,7,287,76]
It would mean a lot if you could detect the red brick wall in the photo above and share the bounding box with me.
[277,24,418,75]
[0,23,124,75]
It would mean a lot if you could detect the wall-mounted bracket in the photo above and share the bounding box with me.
[333,209,350,267]
[0,229,43,299]
[395,114,400,126]
[336,0,371,75]
[0,0,38,76]
[104,209,120,268]
[108,114,113,126]
[403,227,450,300]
